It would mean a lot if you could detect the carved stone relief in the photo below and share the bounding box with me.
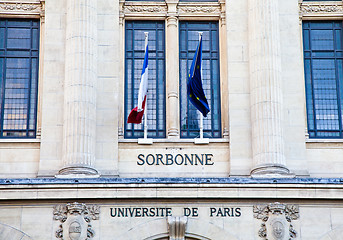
[0,1,44,16]
[123,5,168,14]
[121,1,221,18]
[253,202,299,240]
[299,1,343,20]
[177,6,220,14]
[300,4,343,14]
[53,202,100,240]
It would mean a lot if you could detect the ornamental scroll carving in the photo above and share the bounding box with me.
[53,202,100,240]
[300,4,343,14]
[253,202,299,240]
[178,6,220,14]
[121,2,221,17]
[0,2,42,14]
[123,5,167,14]
[299,1,343,19]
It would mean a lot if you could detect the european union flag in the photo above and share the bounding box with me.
[187,35,210,117]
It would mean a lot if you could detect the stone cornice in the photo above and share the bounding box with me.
[1,178,343,200]
[299,1,343,19]
[0,0,44,16]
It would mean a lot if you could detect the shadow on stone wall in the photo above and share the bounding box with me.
[320,226,343,240]
[0,222,32,240]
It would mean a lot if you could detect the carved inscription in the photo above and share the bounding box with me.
[137,153,214,166]
[110,207,241,218]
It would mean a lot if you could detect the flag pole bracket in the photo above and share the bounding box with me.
[138,138,153,145]
[194,138,209,144]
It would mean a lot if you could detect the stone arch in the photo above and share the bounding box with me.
[115,217,239,240]
[319,225,343,240]
[0,222,32,240]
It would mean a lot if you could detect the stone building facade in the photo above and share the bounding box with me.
[0,0,342,239]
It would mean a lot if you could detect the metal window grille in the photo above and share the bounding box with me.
[179,22,221,138]
[303,21,343,138]
[0,19,39,138]
[124,21,166,138]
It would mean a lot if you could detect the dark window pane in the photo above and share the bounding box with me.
[303,21,343,138]
[179,21,221,138]
[124,21,166,138]
[0,19,39,138]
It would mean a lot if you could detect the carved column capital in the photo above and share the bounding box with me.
[53,202,100,240]
[168,216,188,240]
[253,202,299,240]
[167,16,178,27]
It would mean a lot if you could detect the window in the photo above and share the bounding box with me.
[179,22,221,138]
[303,21,343,138]
[0,19,39,138]
[124,21,166,138]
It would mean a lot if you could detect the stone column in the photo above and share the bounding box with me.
[248,0,291,177]
[166,0,179,138]
[58,0,98,176]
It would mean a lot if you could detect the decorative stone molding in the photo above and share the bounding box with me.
[253,202,299,240]
[178,6,220,14]
[299,1,343,20]
[53,202,100,240]
[122,2,168,17]
[121,1,221,18]
[0,1,43,16]
[124,5,167,13]
[167,216,188,240]
[300,4,343,14]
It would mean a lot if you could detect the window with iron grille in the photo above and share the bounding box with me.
[124,21,166,138]
[179,22,221,138]
[0,19,39,138]
[303,21,343,138]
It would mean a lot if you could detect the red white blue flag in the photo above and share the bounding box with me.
[127,40,149,124]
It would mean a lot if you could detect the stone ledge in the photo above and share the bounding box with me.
[0,178,342,200]
[1,177,343,185]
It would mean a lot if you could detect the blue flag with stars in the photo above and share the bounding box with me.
[187,35,210,117]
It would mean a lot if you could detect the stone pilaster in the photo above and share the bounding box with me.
[248,0,291,177]
[59,0,98,176]
[166,1,179,138]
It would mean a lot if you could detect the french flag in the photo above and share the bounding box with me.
[127,39,149,124]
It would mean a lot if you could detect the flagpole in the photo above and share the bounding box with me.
[143,32,149,140]
[198,32,204,139]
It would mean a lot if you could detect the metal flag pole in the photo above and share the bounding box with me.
[198,32,204,139]
[143,32,149,140]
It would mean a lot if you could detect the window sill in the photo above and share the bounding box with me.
[119,138,229,144]
[306,138,343,143]
[0,138,41,143]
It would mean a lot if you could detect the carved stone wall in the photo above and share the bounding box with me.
[0,223,32,240]
[253,202,299,240]
[53,202,100,240]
